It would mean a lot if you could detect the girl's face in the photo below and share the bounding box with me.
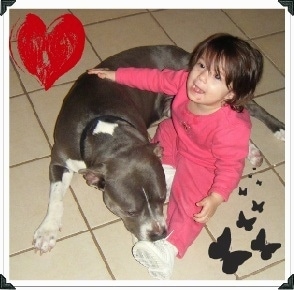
[187,56,234,112]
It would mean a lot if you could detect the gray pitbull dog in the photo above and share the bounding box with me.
[33,45,284,253]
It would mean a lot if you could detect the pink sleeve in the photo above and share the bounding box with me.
[116,67,187,96]
[209,123,251,201]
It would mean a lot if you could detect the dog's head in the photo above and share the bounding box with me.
[79,143,167,241]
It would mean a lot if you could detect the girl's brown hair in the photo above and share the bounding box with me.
[189,33,264,112]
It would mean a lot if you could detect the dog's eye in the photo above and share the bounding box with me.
[126,211,138,217]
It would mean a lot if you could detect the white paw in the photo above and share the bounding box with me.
[248,143,263,167]
[33,219,61,254]
[274,129,285,141]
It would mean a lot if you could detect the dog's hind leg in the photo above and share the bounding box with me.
[246,100,285,167]
[33,164,73,254]
[246,100,285,141]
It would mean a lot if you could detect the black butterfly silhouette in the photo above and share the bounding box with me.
[236,211,256,231]
[251,200,265,213]
[208,227,252,274]
[238,187,247,196]
[251,228,281,260]
[256,180,262,186]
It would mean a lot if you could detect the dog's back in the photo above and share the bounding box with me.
[53,45,190,159]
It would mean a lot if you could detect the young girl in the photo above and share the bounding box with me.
[88,33,264,280]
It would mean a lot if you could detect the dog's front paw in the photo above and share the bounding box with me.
[248,143,263,167]
[274,129,285,141]
[33,220,61,254]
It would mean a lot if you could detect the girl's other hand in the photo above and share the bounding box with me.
[193,192,224,224]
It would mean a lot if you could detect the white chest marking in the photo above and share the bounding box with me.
[93,121,118,136]
[66,159,86,172]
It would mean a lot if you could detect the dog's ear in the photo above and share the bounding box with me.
[151,142,164,158]
[78,164,106,190]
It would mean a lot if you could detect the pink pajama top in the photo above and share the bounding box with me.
[116,68,251,201]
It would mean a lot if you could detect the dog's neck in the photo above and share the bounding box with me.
[80,115,145,160]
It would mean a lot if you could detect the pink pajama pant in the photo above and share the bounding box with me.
[152,119,215,258]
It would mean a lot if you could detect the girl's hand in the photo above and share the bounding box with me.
[87,68,116,82]
[193,192,224,224]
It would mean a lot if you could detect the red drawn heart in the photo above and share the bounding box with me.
[10,13,85,90]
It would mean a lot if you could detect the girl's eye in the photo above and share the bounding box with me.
[214,73,221,80]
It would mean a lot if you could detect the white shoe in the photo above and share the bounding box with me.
[132,240,177,280]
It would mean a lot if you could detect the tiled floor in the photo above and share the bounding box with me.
[8,9,286,284]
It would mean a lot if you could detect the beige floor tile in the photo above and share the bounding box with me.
[172,228,234,280]
[152,9,248,52]
[70,9,147,25]
[253,33,285,75]
[10,96,50,166]
[93,221,234,280]
[70,174,119,228]
[9,40,43,91]
[275,164,285,182]
[9,158,88,255]
[254,57,284,96]
[207,169,285,279]
[9,62,23,97]
[223,9,285,38]
[147,125,158,140]
[255,90,285,123]
[93,221,152,280]
[10,232,112,280]
[29,83,73,145]
[85,14,173,60]
[241,261,285,280]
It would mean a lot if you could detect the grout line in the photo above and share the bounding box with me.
[9,155,51,169]
[272,164,286,186]
[242,161,285,180]
[9,229,90,258]
[221,10,252,40]
[80,10,151,28]
[9,68,77,98]
[84,33,102,63]
[10,59,53,151]
[9,219,122,259]
[68,186,116,280]
[90,218,121,232]
[251,31,285,41]
[148,10,177,46]
[221,10,285,77]
[236,259,285,280]
[253,87,285,99]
